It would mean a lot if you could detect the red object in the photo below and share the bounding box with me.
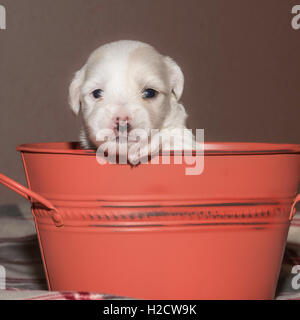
[1,141,300,299]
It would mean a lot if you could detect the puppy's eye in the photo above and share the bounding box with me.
[142,88,158,99]
[91,89,103,99]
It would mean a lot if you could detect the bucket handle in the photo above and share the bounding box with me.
[290,194,300,221]
[0,173,63,227]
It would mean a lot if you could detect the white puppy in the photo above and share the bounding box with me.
[69,40,196,164]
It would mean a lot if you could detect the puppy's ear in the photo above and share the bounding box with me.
[164,56,184,101]
[68,66,86,115]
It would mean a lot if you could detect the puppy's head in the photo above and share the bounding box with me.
[69,40,184,150]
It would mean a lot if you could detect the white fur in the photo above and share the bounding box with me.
[69,40,196,162]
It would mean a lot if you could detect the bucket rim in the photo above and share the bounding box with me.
[16,141,300,156]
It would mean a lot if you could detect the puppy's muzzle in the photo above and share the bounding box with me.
[114,117,132,134]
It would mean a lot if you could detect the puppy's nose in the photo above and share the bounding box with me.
[114,116,132,133]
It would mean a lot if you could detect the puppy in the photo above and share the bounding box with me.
[69,40,196,164]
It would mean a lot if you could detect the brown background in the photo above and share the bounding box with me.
[0,0,300,203]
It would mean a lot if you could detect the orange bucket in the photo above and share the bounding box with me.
[1,142,300,299]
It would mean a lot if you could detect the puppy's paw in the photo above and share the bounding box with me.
[95,141,119,164]
[128,140,161,166]
[128,143,144,166]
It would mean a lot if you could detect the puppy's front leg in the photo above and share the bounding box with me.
[160,128,197,152]
[128,136,160,165]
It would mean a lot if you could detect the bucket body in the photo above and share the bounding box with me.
[4,142,300,299]
[35,210,290,300]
